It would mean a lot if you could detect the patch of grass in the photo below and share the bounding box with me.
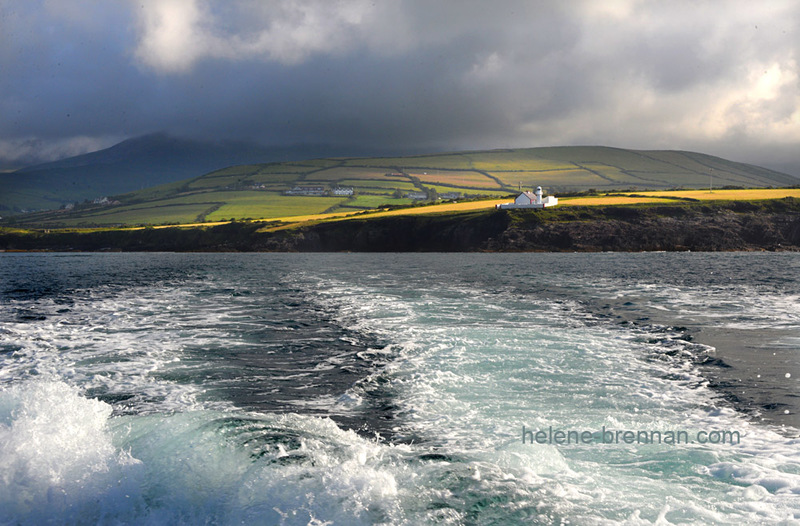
[422,185,510,196]
[412,170,503,188]
[339,179,418,190]
[187,174,247,189]
[472,154,576,171]
[285,159,343,169]
[249,172,307,183]
[306,166,410,181]
[114,179,191,203]
[490,169,616,190]
[0,189,71,212]
[202,165,262,178]
[343,153,474,170]
[56,203,213,227]
[205,195,348,221]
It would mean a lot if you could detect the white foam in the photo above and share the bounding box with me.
[0,283,236,414]
[0,380,414,524]
[4,253,800,524]
[0,380,144,524]
[310,270,800,524]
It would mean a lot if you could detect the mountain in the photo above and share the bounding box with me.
[0,134,402,214]
[5,145,799,228]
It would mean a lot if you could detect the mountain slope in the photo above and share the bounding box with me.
[0,134,394,214]
[6,145,799,228]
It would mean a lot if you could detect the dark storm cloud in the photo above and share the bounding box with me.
[1,0,799,174]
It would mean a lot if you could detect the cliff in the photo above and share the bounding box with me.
[2,199,800,252]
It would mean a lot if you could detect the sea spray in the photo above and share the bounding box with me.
[0,380,144,524]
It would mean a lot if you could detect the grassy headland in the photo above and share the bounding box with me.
[4,146,796,229]
[3,197,800,253]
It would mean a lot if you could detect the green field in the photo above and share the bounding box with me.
[43,203,212,227]
[304,166,409,181]
[6,145,797,227]
[422,184,510,196]
[338,179,418,191]
[28,193,355,227]
[205,194,347,221]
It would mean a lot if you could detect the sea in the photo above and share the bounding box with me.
[0,252,798,525]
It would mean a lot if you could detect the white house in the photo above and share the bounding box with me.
[514,191,538,205]
[285,186,326,196]
[497,186,558,209]
[332,187,354,196]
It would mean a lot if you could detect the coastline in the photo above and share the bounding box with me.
[2,199,800,253]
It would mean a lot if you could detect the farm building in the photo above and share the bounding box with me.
[285,186,326,196]
[497,186,558,209]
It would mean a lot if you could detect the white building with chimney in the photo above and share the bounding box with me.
[497,186,558,209]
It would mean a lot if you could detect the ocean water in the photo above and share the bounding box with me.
[1,252,799,525]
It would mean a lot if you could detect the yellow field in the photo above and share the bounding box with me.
[341,195,678,214]
[31,187,798,234]
[259,188,800,229]
[261,189,800,230]
[257,199,513,232]
[559,196,679,206]
[362,199,509,217]
[411,170,502,189]
[262,209,365,224]
[628,189,800,200]
[257,195,675,231]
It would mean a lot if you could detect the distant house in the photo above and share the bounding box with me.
[332,187,354,196]
[497,186,558,209]
[405,191,428,200]
[439,192,461,200]
[285,186,327,196]
[91,196,121,206]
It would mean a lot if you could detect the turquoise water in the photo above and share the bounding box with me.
[1,253,798,524]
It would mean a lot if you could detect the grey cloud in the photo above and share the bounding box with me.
[1,0,799,175]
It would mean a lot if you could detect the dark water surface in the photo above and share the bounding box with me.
[1,252,798,524]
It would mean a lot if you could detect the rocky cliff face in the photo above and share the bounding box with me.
[3,199,800,252]
[486,209,800,252]
[261,211,512,252]
[262,200,800,252]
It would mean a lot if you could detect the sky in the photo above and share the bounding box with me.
[1,0,799,175]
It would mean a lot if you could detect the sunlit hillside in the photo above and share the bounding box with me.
[6,146,797,228]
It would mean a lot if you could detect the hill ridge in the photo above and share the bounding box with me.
[4,144,798,228]
[0,134,419,214]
